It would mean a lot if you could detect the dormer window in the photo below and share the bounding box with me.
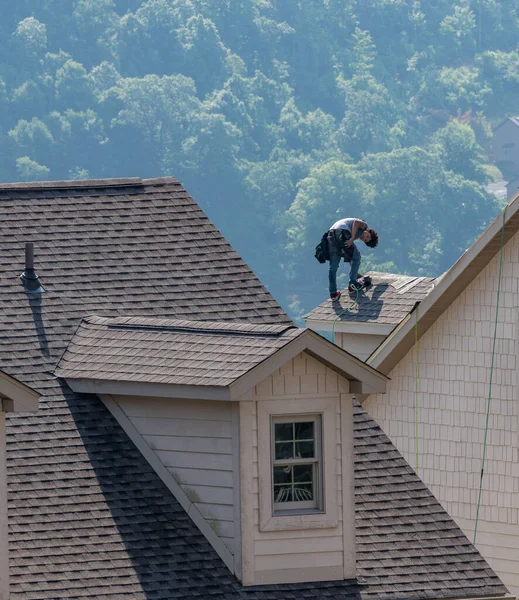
[272,416,322,512]
[257,397,339,532]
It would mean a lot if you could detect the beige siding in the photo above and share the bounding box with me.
[115,396,235,552]
[243,352,354,585]
[364,232,519,594]
[336,332,386,361]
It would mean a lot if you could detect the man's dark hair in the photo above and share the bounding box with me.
[365,228,378,248]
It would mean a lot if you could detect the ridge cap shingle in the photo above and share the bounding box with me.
[0,176,180,192]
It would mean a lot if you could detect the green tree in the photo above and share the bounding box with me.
[108,74,200,171]
[16,156,50,181]
[71,0,119,66]
[55,59,95,110]
[9,118,54,166]
[14,17,48,58]
[432,120,487,182]
[477,50,519,117]
[439,1,477,60]
[177,15,232,96]
[336,74,397,158]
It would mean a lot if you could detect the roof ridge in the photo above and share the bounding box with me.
[0,177,178,191]
[106,324,296,338]
[98,316,297,338]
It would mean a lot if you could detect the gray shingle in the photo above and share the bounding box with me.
[56,316,301,386]
[305,272,435,325]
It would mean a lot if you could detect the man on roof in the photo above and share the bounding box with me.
[328,217,378,301]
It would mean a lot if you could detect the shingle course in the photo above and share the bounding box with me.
[305,273,435,325]
[0,178,507,599]
[56,316,301,387]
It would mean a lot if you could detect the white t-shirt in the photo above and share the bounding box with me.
[330,218,358,233]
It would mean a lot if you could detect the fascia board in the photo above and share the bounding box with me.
[0,372,39,412]
[305,318,395,336]
[304,333,387,394]
[64,378,231,401]
[369,193,519,374]
[229,330,388,399]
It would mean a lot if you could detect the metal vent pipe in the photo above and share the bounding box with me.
[20,243,45,294]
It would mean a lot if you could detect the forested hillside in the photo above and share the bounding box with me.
[0,0,517,318]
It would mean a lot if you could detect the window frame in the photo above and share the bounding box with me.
[271,415,323,513]
[257,397,338,532]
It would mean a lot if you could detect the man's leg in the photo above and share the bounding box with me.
[349,244,361,285]
[328,246,341,296]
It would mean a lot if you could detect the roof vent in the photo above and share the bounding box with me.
[20,243,45,294]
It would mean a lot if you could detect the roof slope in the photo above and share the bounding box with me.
[0,177,507,599]
[0,176,290,326]
[8,390,507,599]
[56,316,300,386]
[305,273,434,326]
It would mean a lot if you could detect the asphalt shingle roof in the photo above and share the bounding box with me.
[0,177,507,599]
[305,272,435,325]
[56,316,301,386]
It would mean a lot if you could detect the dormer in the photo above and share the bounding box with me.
[56,316,387,586]
[305,273,435,360]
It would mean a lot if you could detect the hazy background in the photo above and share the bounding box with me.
[0,0,517,318]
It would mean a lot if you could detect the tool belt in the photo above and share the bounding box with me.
[327,229,355,261]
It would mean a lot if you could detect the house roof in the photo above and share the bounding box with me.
[494,116,519,131]
[56,315,388,397]
[57,316,302,387]
[369,191,519,374]
[0,177,508,599]
[305,272,435,331]
[0,176,290,325]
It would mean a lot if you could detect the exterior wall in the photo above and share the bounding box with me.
[113,396,235,553]
[0,413,7,600]
[336,331,386,361]
[364,231,519,594]
[239,352,356,586]
[494,120,519,173]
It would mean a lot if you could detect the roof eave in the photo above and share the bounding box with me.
[369,192,519,375]
[63,377,232,401]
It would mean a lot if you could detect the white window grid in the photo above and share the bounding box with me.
[271,414,323,513]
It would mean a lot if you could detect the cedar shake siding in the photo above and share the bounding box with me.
[365,221,519,592]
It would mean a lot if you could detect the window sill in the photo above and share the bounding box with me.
[273,508,324,516]
[260,511,338,532]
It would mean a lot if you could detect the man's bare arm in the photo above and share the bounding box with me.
[345,220,366,247]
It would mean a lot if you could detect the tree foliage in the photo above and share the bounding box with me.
[0,0,514,318]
